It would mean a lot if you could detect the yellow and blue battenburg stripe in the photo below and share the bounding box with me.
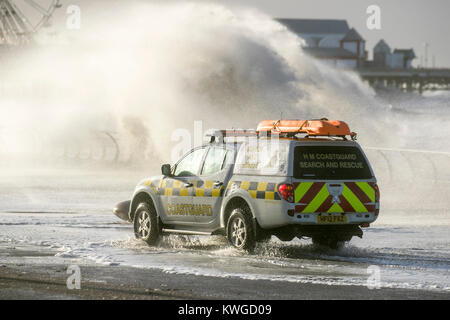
[144,179,224,197]
[226,181,281,200]
[144,179,282,200]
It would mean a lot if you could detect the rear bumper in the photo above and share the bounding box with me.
[254,198,378,228]
[289,211,378,225]
[113,200,131,221]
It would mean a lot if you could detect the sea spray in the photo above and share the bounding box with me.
[0,1,391,163]
[0,1,449,216]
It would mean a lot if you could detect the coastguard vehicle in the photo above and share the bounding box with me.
[113,119,380,250]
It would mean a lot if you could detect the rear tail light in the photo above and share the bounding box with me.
[374,184,380,215]
[374,184,380,201]
[278,184,294,203]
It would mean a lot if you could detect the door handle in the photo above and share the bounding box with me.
[213,181,223,187]
[183,183,193,188]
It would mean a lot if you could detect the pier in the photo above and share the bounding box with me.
[358,67,450,93]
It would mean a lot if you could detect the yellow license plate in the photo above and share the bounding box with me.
[317,215,347,224]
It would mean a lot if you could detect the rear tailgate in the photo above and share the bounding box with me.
[292,144,377,215]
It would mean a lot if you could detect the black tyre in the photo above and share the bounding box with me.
[133,202,160,246]
[226,207,255,252]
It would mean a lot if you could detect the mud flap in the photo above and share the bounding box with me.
[253,218,272,241]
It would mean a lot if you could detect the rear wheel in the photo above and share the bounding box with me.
[226,208,255,252]
[134,202,160,246]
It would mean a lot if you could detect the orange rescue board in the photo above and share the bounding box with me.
[256,119,356,137]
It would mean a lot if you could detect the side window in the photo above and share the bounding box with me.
[201,147,228,176]
[174,148,206,177]
[222,149,235,169]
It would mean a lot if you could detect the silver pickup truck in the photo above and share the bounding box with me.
[114,121,380,251]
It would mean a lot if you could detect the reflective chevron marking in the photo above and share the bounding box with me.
[295,182,313,203]
[342,184,368,212]
[294,181,375,213]
[356,181,375,202]
[302,184,329,213]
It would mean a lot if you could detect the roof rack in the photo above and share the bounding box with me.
[206,130,258,143]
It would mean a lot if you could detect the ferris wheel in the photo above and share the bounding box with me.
[0,0,62,45]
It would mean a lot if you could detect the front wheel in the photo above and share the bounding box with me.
[226,208,255,252]
[134,203,160,246]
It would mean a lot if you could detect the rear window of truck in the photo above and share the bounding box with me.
[293,146,372,180]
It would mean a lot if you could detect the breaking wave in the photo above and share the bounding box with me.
[0,1,395,164]
[0,1,449,216]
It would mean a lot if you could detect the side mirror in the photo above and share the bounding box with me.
[161,164,172,176]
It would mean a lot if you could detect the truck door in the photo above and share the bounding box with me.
[193,146,234,229]
[159,147,207,224]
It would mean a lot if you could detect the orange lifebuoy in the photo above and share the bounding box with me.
[256,119,356,137]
